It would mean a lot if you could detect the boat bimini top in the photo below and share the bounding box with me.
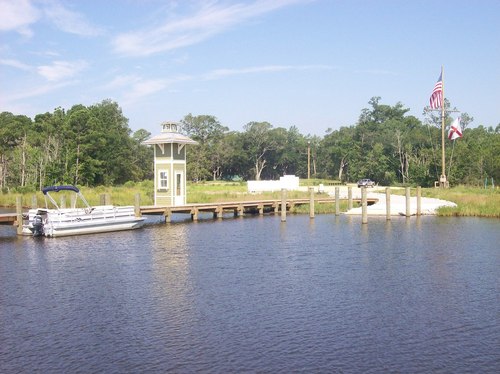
[42,185,80,194]
[41,185,92,211]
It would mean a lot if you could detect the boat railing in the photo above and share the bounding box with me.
[49,206,136,225]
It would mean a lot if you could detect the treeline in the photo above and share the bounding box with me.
[1,97,498,192]
[0,100,152,192]
[182,97,499,187]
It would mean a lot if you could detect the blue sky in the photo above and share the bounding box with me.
[1,0,499,136]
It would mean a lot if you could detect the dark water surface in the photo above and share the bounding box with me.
[1,215,499,373]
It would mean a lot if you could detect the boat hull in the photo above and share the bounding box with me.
[23,205,145,237]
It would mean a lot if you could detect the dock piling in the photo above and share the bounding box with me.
[31,195,37,209]
[361,187,368,224]
[386,188,391,220]
[416,186,422,216]
[335,187,340,216]
[258,203,264,216]
[16,196,23,235]
[405,187,411,217]
[100,193,111,205]
[191,207,199,221]
[164,207,172,223]
[215,206,223,219]
[281,189,287,222]
[134,193,141,217]
[348,186,353,210]
[309,187,315,219]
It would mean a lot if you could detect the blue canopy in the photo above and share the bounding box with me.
[42,185,80,195]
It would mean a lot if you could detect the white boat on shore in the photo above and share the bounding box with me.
[22,185,145,237]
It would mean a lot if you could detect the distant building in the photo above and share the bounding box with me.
[143,121,198,206]
[247,175,300,193]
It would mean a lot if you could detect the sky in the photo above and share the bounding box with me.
[1,0,499,137]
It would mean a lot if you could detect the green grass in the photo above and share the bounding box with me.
[186,181,311,203]
[422,186,500,217]
[390,186,500,217]
[291,200,351,214]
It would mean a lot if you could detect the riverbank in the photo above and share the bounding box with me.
[419,186,499,217]
[0,182,498,218]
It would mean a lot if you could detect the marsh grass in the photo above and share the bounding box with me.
[0,181,155,208]
[78,184,154,206]
[292,200,351,214]
[390,186,500,217]
[422,186,500,217]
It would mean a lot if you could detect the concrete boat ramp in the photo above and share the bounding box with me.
[344,192,456,216]
[320,186,456,216]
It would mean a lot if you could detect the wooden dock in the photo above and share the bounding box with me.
[140,197,351,222]
[1,196,376,231]
[0,213,18,226]
[0,197,376,226]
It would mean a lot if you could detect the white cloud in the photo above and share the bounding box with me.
[204,64,336,80]
[5,80,74,102]
[37,60,88,81]
[110,74,193,105]
[0,58,33,71]
[0,0,39,37]
[102,74,141,90]
[355,69,400,76]
[112,0,310,57]
[0,0,103,37]
[126,80,167,99]
[106,63,332,104]
[43,0,104,36]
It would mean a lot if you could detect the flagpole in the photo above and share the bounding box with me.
[440,65,447,188]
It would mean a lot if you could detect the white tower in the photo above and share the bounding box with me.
[143,121,198,206]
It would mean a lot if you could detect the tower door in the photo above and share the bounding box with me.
[174,171,184,206]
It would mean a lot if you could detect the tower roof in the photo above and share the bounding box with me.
[143,121,198,145]
[143,132,198,145]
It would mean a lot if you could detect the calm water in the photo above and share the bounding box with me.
[0,214,499,373]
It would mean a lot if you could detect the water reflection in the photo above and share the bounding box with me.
[149,223,193,306]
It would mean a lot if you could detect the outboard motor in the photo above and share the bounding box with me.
[32,215,45,237]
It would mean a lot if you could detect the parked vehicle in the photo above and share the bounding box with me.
[357,179,376,188]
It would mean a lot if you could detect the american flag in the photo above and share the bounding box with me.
[429,73,443,109]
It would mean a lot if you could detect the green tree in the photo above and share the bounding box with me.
[241,121,276,180]
[131,129,154,181]
[32,108,67,188]
[0,112,32,188]
[87,100,135,185]
[181,114,229,181]
[220,131,250,180]
[265,126,309,179]
[319,126,357,182]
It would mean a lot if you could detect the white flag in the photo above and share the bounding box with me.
[448,117,463,140]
